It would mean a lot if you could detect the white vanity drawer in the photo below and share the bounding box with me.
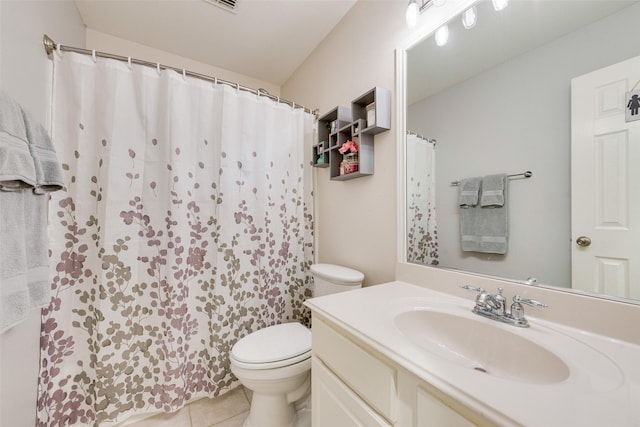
[312,357,392,427]
[312,315,397,423]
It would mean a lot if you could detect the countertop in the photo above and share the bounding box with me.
[305,281,640,427]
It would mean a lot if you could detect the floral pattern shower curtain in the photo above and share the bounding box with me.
[406,133,438,265]
[37,52,314,426]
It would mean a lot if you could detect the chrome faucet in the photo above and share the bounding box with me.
[461,285,547,328]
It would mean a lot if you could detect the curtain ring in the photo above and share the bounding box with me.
[182,69,186,80]
[235,82,240,94]
[91,50,97,62]
[156,63,161,74]
[127,56,132,69]
[56,43,62,58]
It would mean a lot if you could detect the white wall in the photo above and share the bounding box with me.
[86,29,281,97]
[282,1,415,286]
[407,3,640,288]
[0,2,86,426]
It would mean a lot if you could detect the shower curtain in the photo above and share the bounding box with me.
[37,52,314,426]
[406,133,438,265]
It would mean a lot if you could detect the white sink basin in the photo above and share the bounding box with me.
[394,309,570,384]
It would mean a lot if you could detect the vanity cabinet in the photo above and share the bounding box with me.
[312,87,390,181]
[311,314,481,427]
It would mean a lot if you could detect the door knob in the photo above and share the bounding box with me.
[576,236,591,247]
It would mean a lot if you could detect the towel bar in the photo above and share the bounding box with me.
[450,170,532,187]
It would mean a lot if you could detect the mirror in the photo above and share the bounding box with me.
[403,0,640,302]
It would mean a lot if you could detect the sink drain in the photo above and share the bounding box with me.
[474,366,488,374]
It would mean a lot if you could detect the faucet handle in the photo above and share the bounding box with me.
[460,285,484,293]
[513,295,547,308]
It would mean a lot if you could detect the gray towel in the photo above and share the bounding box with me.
[480,174,506,207]
[22,107,64,193]
[0,92,37,190]
[0,92,63,333]
[460,175,508,254]
[458,176,481,207]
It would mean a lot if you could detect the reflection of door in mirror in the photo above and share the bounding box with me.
[406,133,439,265]
[571,55,640,300]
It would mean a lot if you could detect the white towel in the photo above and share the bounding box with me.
[0,92,63,333]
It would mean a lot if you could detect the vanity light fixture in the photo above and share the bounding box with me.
[406,0,419,28]
[435,25,449,46]
[406,0,446,29]
[461,6,477,29]
[492,0,508,11]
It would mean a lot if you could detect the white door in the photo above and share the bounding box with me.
[571,55,640,300]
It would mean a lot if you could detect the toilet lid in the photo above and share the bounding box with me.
[310,263,364,285]
[231,323,311,365]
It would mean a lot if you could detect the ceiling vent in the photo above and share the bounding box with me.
[202,0,236,12]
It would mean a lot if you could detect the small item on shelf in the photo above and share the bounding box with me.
[330,120,338,133]
[316,154,324,164]
[366,102,376,128]
[339,160,345,176]
[343,153,359,174]
[338,140,358,155]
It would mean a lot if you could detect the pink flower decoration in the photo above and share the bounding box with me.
[339,140,359,154]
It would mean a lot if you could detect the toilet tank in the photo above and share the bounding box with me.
[310,263,364,297]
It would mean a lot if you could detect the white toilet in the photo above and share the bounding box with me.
[230,263,364,427]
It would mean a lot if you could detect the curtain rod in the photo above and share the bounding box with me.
[43,34,318,116]
[406,130,436,145]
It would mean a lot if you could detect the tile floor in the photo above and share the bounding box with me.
[126,386,251,427]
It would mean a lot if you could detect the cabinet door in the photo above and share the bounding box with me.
[312,317,396,421]
[312,357,392,427]
[416,387,477,427]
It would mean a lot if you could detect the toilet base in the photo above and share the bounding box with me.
[242,374,311,427]
[243,393,295,427]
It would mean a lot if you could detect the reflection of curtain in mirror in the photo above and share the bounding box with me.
[406,133,438,265]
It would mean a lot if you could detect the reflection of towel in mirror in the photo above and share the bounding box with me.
[458,176,482,207]
[460,174,508,254]
[480,174,506,207]
[0,92,64,334]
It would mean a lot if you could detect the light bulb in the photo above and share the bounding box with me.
[435,25,449,47]
[406,0,419,28]
[492,0,508,11]
[462,6,477,29]
[433,0,446,6]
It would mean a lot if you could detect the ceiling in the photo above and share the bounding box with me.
[74,0,358,86]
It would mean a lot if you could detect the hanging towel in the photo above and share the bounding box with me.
[480,173,506,207]
[22,108,64,193]
[0,92,64,334]
[0,92,37,190]
[460,174,508,254]
[458,176,482,207]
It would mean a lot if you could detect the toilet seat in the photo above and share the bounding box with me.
[231,323,312,370]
